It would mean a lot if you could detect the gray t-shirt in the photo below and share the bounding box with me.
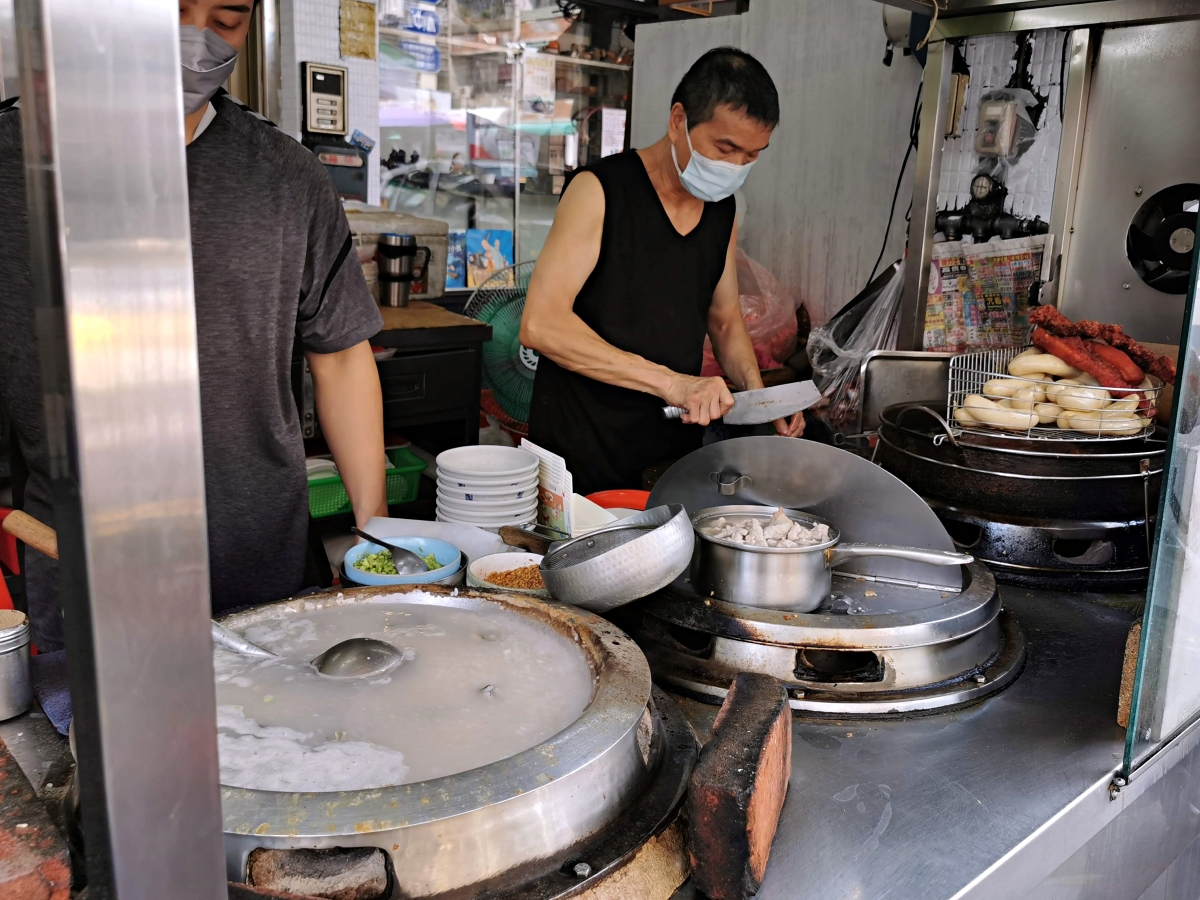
[0,95,382,645]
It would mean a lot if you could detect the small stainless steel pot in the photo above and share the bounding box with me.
[0,612,32,721]
[690,506,972,612]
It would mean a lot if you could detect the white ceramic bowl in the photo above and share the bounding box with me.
[466,552,550,598]
[436,446,539,481]
[436,468,540,489]
[437,493,538,513]
[437,504,538,526]
[436,479,539,503]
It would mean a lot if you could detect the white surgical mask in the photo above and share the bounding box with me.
[180,25,239,115]
[670,118,755,203]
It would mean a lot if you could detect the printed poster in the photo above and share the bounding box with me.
[466,229,514,288]
[523,55,556,114]
[446,231,467,289]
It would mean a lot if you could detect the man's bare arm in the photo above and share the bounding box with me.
[307,341,388,527]
[707,219,760,392]
[706,222,805,438]
[519,172,733,425]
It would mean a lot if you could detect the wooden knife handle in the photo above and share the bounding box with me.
[498,525,552,555]
[2,510,59,560]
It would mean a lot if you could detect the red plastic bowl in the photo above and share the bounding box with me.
[585,490,649,511]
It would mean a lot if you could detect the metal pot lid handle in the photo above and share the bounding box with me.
[826,544,973,568]
[709,471,753,496]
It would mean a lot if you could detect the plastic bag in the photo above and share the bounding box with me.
[807,259,906,433]
[702,251,801,377]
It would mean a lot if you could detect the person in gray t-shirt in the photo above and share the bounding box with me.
[0,0,386,649]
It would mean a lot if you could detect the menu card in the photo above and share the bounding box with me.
[520,439,573,538]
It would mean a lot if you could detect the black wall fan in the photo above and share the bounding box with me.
[1126,183,1199,294]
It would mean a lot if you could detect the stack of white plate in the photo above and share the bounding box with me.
[436,446,540,530]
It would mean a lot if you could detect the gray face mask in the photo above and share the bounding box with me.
[180,25,239,114]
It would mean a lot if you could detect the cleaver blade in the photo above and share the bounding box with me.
[662,380,823,425]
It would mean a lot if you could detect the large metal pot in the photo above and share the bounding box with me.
[690,506,972,612]
[219,585,657,896]
[876,404,1165,520]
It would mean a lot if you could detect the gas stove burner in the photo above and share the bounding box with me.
[617,561,1026,717]
[931,502,1151,591]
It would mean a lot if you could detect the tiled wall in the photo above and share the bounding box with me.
[281,0,381,204]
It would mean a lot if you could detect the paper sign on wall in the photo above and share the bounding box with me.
[523,56,556,113]
[600,107,627,158]
[340,0,377,60]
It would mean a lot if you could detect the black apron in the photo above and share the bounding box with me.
[528,151,736,494]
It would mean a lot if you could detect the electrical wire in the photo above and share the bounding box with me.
[916,0,943,51]
[1058,30,1067,123]
[866,77,924,288]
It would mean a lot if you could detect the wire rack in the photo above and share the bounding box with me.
[947,346,1161,442]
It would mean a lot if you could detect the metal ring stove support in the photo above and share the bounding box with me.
[637,561,999,652]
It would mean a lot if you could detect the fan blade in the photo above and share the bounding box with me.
[1128,224,1161,263]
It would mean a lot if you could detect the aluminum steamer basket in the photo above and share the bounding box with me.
[539,504,693,613]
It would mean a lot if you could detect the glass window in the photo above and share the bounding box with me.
[377,0,631,286]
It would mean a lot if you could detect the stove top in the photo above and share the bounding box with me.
[616,562,1026,717]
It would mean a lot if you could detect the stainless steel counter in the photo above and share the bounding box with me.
[670,586,1181,900]
[4,587,1198,899]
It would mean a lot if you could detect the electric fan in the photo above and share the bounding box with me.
[1126,183,1199,294]
[463,262,539,433]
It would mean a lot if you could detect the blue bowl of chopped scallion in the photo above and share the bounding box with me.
[342,537,462,586]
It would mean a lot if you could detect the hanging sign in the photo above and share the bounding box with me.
[404,5,441,36]
[399,40,441,72]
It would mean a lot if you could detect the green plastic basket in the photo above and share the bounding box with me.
[307,446,427,519]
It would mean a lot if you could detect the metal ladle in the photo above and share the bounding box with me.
[350,526,430,575]
[0,510,411,680]
[210,621,409,678]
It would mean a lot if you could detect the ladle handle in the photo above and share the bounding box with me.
[211,621,277,659]
[2,510,58,560]
[826,544,973,568]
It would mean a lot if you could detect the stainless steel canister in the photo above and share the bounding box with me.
[0,610,33,720]
[377,233,431,308]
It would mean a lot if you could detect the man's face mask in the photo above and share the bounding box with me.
[180,25,239,114]
[670,117,755,203]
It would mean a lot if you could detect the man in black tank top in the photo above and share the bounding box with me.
[520,48,804,494]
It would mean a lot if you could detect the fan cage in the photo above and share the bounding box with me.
[465,262,539,429]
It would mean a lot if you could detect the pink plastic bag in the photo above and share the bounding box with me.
[702,251,801,377]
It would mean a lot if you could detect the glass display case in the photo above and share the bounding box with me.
[377,0,632,289]
[1125,260,1200,774]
